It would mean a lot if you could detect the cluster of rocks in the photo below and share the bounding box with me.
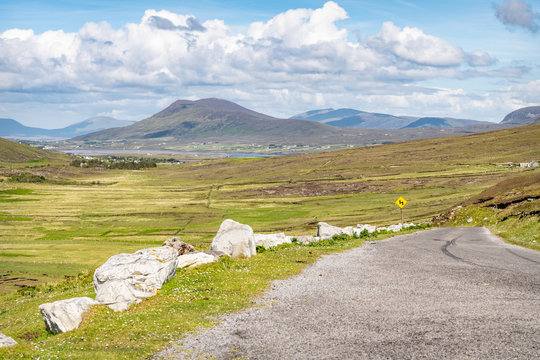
[7,218,413,344]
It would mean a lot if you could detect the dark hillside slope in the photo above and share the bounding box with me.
[0,137,69,165]
[165,123,540,184]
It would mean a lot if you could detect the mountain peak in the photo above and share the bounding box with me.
[152,98,275,120]
[500,106,540,125]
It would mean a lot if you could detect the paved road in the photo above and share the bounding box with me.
[157,227,540,359]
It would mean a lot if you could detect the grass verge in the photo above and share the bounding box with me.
[0,229,426,359]
[433,172,539,251]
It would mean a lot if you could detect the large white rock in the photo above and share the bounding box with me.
[342,226,356,237]
[177,252,216,269]
[294,235,321,245]
[210,219,256,258]
[0,332,17,348]
[254,232,291,249]
[93,246,178,312]
[39,297,97,334]
[357,224,377,234]
[387,224,403,232]
[317,222,343,239]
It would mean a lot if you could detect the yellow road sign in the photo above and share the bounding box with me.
[395,196,407,208]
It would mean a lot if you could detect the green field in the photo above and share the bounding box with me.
[0,124,538,358]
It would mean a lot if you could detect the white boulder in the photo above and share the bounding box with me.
[177,252,216,269]
[0,332,17,348]
[210,219,256,258]
[387,224,403,232]
[357,224,377,234]
[254,232,291,249]
[93,246,178,312]
[39,297,97,334]
[294,235,321,245]
[317,222,343,239]
[403,222,415,229]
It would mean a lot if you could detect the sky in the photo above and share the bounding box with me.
[0,0,539,128]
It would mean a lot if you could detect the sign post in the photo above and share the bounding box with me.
[395,196,407,224]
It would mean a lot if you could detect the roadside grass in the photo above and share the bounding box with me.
[0,232,394,359]
[434,171,540,251]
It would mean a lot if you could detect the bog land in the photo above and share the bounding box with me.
[0,123,538,358]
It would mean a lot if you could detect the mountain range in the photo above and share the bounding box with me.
[290,108,491,129]
[2,99,538,148]
[0,117,134,140]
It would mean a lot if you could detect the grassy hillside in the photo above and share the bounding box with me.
[0,123,538,358]
[0,137,69,166]
[434,172,539,250]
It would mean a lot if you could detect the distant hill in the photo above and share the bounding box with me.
[401,117,487,129]
[0,137,69,165]
[500,106,540,125]
[73,98,351,144]
[0,117,135,140]
[291,108,490,129]
[291,108,412,129]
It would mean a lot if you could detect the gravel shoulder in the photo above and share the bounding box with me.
[157,227,540,359]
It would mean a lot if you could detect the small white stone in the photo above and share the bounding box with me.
[0,332,17,347]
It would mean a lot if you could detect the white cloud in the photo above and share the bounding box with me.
[495,0,539,33]
[0,1,533,126]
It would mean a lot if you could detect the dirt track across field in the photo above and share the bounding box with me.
[157,227,540,359]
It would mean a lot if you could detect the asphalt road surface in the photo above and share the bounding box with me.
[157,227,540,359]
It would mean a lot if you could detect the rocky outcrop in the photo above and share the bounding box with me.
[162,237,195,255]
[210,219,256,258]
[317,222,343,239]
[0,332,17,348]
[39,297,97,334]
[93,246,178,311]
[177,252,216,269]
[254,233,291,249]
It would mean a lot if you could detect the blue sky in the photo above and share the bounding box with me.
[1,0,539,127]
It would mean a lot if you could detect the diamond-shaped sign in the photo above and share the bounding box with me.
[395,196,407,208]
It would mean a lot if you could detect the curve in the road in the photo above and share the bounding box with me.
[157,227,540,360]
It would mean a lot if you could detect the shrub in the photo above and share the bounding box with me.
[8,173,46,183]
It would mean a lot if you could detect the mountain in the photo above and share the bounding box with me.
[401,117,488,129]
[49,117,135,138]
[291,108,489,129]
[0,117,134,140]
[291,108,413,129]
[0,118,52,138]
[73,98,351,144]
[500,106,540,126]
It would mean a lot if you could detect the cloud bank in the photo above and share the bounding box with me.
[0,1,535,125]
